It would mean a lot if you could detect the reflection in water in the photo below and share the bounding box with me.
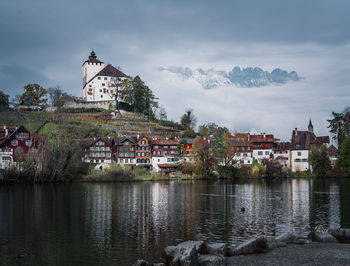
[0,179,349,265]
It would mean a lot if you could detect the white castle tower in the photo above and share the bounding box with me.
[82,50,105,87]
[82,50,130,102]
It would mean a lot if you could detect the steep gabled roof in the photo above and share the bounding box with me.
[84,64,130,89]
[250,134,278,143]
[291,129,329,150]
[83,50,104,65]
[151,139,179,145]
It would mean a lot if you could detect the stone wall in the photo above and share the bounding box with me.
[62,100,113,110]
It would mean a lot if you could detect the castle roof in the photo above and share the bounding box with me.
[290,129,329,150]
[83,50,104,65]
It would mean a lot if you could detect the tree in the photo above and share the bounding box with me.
[192,136,216,178]
[19,83,47,105]
[157,105,167,121]
[213,128,234,167]
[47,86,63,106]
[120,76,159,118]
[309,144,331,177]
[11,94,21,106]
[198,124,209,137]
[328,108,350,146]
[337,136,350,176]
[0,90,9,110]
[180,109,197,131]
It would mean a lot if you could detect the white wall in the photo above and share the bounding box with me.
[291,150,309,172]
[83,61,104,87]
[152,156,177,172]
[252,149,273,163]
[234,152,252,166]
[0,151,13,169]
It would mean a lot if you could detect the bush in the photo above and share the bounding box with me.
[84,163,135,182]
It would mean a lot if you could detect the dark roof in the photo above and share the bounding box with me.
[328,145,338,156]
[84,64,130,89]
[80,137,114,148]
[250,134,278,143]
[291,130,329,150]
[273,142,290,151]
[95,64,129,79]
[83,50,104,65]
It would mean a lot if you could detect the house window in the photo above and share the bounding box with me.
[125,159,128,163]
[141,140,145,144]
[258,151,263,156]
[106,153,111,158]
[297,152,301,156]
[120,159,123,163]
[265,151,269,155]
[120,147,123,151]
[125,147,128,151]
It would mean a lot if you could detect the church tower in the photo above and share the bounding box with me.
[308,118,314,133]
[82,50,104,87]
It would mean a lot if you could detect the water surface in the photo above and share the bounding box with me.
[0,178,349,265]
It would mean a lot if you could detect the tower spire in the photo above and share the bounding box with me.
[308,118,314,133]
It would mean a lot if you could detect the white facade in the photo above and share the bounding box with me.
[83,61,104,87]
[0,149,13,169]
[234,152,253,166]
[252,149,273,163]
[273,150,290,169]
[152,156,178,172]
[83,75,121,102]
[117,158,135,165]
[290,150,309,172]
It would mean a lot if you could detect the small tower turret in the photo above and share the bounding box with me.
[308,118,314,133]
[82,49,104,88]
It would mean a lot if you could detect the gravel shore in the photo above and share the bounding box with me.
[226,243,350,265]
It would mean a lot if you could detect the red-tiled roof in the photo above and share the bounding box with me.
[250,134,278,143]
[152,139,179,145]
[328,145,338,156]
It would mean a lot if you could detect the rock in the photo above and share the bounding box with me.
[308,232,337,243]
[227,235,268,256]
[153,264,166,266]
[198,254,226,266]
[132,259,149,266]
[173,245,199,266]
[329,228,350,243]
[267,241,287,249]
[163,246,177,265]
[206,243,229,256]
[275,232,298,244]
[177,241,208,254]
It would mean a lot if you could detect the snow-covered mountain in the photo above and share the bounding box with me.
[158,66,300,89]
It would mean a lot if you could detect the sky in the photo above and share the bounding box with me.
[1,0,350,141]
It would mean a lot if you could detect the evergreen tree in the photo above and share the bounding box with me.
[180,109,197,130]
[337,136,350,176]
[0,90,9,110]
[309,144,331,177]
[328,108,350,146]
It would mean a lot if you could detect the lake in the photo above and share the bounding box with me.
[0,178,349,265]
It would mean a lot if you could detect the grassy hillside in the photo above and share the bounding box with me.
[0,110,180,143]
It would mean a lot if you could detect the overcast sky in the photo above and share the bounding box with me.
[1,0,349,141]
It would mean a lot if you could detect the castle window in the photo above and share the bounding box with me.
[102,83,105,86]
[101,95,103,98]
[104,77,107,80]
[98,77,101,80]
[89,85,92,87]
[100,89,102,92]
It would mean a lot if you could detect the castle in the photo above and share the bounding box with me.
[82,50,130,103]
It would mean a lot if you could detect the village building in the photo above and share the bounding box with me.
[81,138,114,164]
[250,134,279,163]
[151,139,179,173]
[0,125,46,169]
[231,132,253,167]
[115,137,137,165]
[290,119,329,172]
[82,50,131,103]
[273,142,290,169]
[328,144,338,167]
[135,137,152,168]
[183,138,195,162]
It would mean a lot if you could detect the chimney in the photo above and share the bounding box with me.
[294,128,298,136]
[3,125,8,137]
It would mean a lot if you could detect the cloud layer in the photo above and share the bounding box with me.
[159,66,300,89]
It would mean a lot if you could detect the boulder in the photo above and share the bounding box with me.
[275,232,298,243]
[173,245,199,266]
[329,228,350,243]
[308,232,337,243]
[206,243,229,256]
[198,254,226,266]
[132,260,149,266]
[227,235,268,256]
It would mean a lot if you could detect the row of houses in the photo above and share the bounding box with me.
[0,119,338,174]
